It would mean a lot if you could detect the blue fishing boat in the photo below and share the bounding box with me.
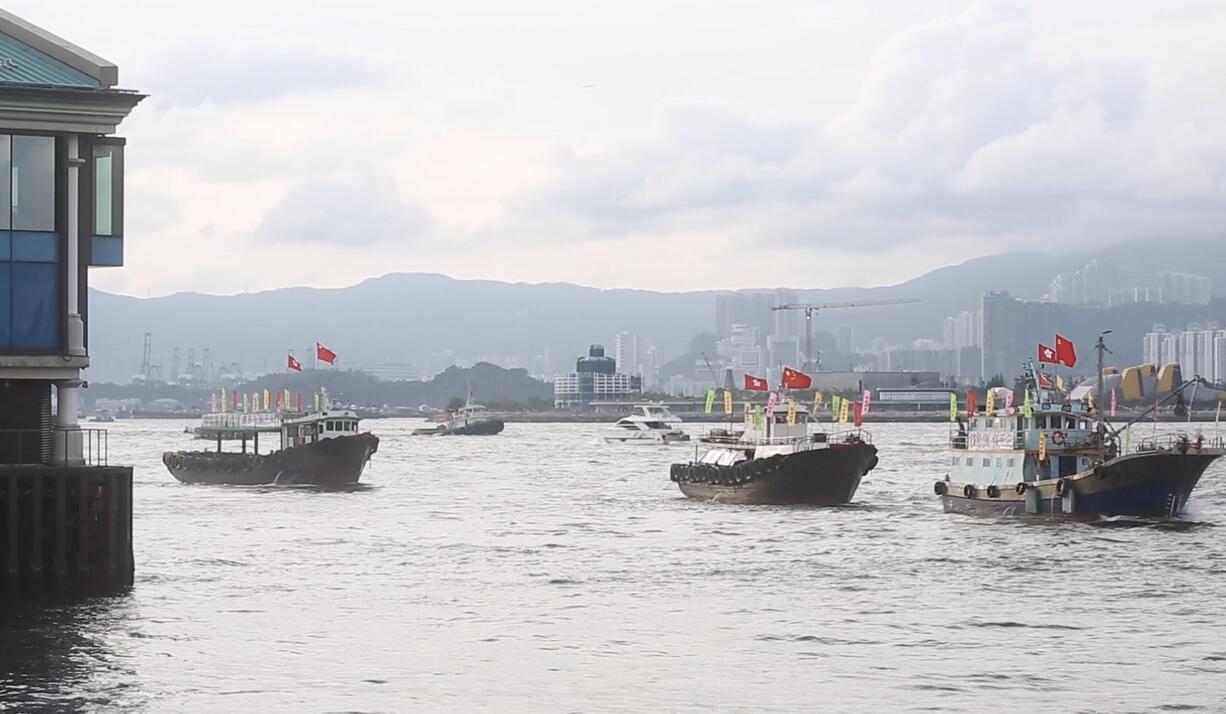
[936,334,1224,518]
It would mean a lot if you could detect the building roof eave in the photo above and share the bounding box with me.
[0,85,145,134]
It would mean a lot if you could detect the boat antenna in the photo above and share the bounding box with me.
[1095,331,1112,463]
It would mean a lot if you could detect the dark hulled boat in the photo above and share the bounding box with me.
[412,403,505,436]
[936,336,1223,519]
[164,409,378,487]
[670,405,877,505]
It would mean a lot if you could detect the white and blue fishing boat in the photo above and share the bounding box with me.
[936,334,1224,518]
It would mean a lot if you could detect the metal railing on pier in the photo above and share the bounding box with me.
[0,428,108,467]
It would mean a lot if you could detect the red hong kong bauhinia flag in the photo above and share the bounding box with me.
[744,374,769,391]
[316,342,337,365]
[781,366,812,390]
[1055,334,1077,368]
[1038,343,1058,364]
[287,354,302,372]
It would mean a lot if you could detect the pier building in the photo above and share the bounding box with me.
[0,10,142,598]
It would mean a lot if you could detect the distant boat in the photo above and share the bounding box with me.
[89,409,115,423]
[163,408,378,487]
[604,404,689,445]
[936,335,1225,518]
[412,401,504,436]
[669,404,877,505]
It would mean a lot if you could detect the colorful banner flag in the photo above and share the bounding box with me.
[284,388,291,411]
[263,388,271,412]
[744,402,753,428]
[985,389,996,416]
[210,393,219,413]
[838,398,850,424]
[1023,389,1033,418]
[787,399,797,426]
[314,391,321,412]
[704,389,715,414]
[753,405,763,428]
[232,390,239,411]
[813,390,823,411]
[723,390,733,415]
[242,392,249,414]
[220,388,227,413]
[1110,389,1118,417]
[853,401,863,427]
[831,394,842,417]
[1005,390,1014,412]
[949,392,958,422]
[1056,374,1067,393]
[297,392,304,412]
[766,391,780,419]
[967,390,978,415]
[276,390,284,410]
[1039,432,1048,461]
[862,389,872,415]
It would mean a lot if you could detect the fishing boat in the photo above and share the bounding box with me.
[936,334,1224,518]
[669,404,877,505]
[163,408,378,487]
[604,404,689,444]
[411,402,505,436]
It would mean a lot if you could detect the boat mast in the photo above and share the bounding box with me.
[1095,331,1112,463]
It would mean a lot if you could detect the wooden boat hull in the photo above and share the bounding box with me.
[938,448,1223,518]
[671,443,878,505]
[162,432,379,487]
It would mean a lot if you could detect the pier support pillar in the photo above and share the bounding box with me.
[53,380,84,466]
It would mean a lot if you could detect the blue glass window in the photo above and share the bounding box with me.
[10,262,56,349]
[11,231,57,262]
[91,236,122,266]
[0,265,10,346]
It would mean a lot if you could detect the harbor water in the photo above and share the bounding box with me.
[3,419,1226,713]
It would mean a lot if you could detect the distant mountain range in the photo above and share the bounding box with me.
[85,237,1226,384]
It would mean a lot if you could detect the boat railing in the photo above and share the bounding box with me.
[701,428,871,447]
[1134,433,1225,454]
[200,413,283,430]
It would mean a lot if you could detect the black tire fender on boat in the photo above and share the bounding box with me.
[933,481,947,496]
[1015,482,1027,495]
[669,464,681,481]
[865,455,879,472]
[1056,478,1072,497]
[963,484,977,498]
[986,484,1000,498]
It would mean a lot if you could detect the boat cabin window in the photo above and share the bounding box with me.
[619,422,638,430]
[644,421,669,430]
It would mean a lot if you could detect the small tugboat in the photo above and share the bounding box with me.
[412,399,505,436]
[936,334,1224,518]
[163,408,378,487]
[669,403,877,505]
[604,404,690,445]
[89,409,115,423]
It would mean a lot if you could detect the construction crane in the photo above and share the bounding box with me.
[772,298,922,372]
[141,332,152,380]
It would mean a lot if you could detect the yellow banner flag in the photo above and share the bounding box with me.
[985,389,996,416]
[242,392,249,414]
[949,393,958,422]
[744,402,753,427]
[1023,389,1033,418]
[220,388,227,413]
[838,397,850,424]
[263,388,271,411]
[723,390,733,415]
[787,399,798,425]
[704,389,715,414]
[1056,374,1067,393]
[831,394,842,417]
[814,390,823,409]
[1039,432,1048,461]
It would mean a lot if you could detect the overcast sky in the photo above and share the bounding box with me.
[12,0,1226,296]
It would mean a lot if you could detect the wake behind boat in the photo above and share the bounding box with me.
[163,408,378,487]
[936,334,1224,518]
[604,404,690,445]
[669,403,877,505]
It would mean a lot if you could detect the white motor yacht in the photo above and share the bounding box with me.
[604,405,689,445]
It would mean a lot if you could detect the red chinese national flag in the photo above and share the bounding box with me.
[781,367,812,390]
[1038,343,1058,364]
[744,374,769,391]
[287,354,302,372]
[316,342,337,365]
[1055,334,1077,368]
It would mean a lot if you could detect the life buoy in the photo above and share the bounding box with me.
[986,484,1000,498]
[934,481,947,496]
[1050,431,1067,446]
[1056,478,1072,497]
[1015,482,1027,495]
[963,484,977,498]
